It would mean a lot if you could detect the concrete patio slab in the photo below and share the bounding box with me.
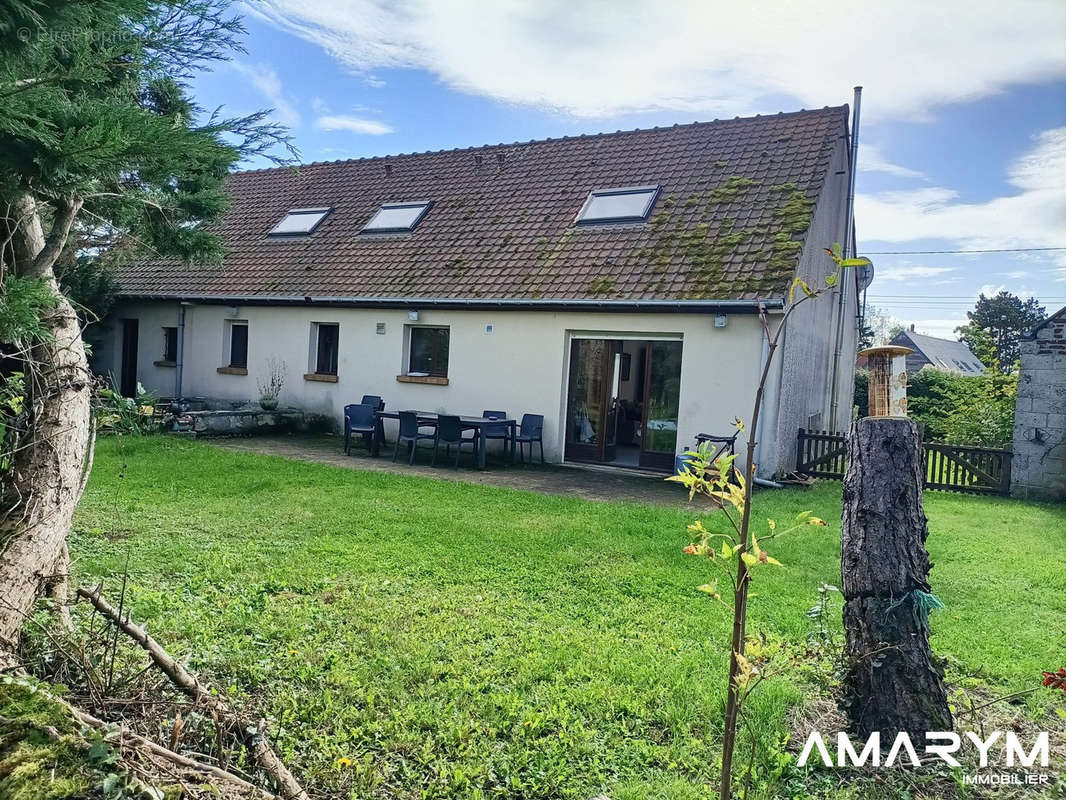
[207,434,694,508]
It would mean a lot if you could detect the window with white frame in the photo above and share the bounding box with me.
[310,322,339,376]
[406,326,449,377]
[224,320,248,368]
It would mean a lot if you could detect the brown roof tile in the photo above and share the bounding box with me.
[117,106,848,302]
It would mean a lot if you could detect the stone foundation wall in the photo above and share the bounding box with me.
[1012,313,1066,500]
[177,408,333,437]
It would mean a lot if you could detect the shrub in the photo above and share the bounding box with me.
[854,367,1016,446]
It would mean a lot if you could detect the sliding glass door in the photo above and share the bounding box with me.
[566,337,683,470]
[640,340,683,470]
[565,339,621,463]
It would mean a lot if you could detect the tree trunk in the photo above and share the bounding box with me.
[0,194,91,663]
[840,417,951,737]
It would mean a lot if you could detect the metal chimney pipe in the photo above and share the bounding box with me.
[844,87,862,258]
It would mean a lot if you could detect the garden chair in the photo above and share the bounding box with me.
[343,403,378,456]
[515,413,545,464]
[360,395,386,449]
[393,411,436,465]
[481,410,510,461]
[360,395,385,411]
[432,415,478,468]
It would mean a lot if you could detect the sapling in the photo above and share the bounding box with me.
[669,243,867,800]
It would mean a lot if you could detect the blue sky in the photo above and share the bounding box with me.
[194,1,1066,337]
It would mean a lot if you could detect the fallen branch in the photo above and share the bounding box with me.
[69,702,277,799]
[76,586,309,800]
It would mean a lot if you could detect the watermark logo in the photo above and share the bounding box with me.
[797,731,1052,785]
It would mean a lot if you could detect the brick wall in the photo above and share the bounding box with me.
[1012,311,1066,500]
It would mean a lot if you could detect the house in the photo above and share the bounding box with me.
[93,105,860,476]
[888,326,985,375]
[1012,305,1066,500]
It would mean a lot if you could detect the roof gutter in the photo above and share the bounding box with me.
[116,293,784,314]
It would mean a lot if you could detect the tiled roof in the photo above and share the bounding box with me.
[117,106,849,302]
[892,330,986,374]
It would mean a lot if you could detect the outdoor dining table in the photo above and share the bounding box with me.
[373,410,517,469]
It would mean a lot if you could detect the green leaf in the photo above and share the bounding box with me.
[721,542,732,559]
[741,552,758,568]
[840,257,872,268]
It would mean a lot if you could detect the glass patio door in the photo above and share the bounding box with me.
[639,340,683,470]
[565,339,622,463]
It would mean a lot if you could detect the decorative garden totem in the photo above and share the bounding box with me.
[841,348,952,737]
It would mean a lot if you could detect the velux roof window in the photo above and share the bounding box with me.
[576,185,660,224]
[361,201,432,234]
[268,208,331,236]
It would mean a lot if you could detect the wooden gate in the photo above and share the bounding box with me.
[796,428,1012,495]
[795,428,847,479]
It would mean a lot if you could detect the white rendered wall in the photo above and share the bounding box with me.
[102,301,773,471]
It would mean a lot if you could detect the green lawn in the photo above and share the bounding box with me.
[70,436,1066,799]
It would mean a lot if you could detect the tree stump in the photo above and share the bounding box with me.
[841,417,951,737]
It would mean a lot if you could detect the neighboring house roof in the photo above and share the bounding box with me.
[117,106,848,304]
[1023,305,1066,337]
[890,329,985,375]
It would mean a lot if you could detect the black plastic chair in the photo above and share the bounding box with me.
[481,410,510,460]
[432,415,478,468]
[393,411,436,465]
[360,395,386,449]
[361,395,385,411]
[343,404,377,456]
[515,413,545,464]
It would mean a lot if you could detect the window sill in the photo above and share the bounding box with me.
[217,366,248,376]
[154,360,176,368]
[396,374,449,386]
[304,372,338,383]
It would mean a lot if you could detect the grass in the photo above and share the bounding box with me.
[67,436,1066,799]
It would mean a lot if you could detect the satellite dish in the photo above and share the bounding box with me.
[856,258,875,291]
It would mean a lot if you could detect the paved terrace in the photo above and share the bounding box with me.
[208,434,695,508]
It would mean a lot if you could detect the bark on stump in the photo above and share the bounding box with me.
[841,417,951,737]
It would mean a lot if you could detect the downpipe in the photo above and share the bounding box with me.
[828,86,862,430]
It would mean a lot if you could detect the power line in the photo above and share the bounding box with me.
[862,246,1066,255]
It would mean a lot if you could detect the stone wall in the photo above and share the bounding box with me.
[1012,310,1066,500]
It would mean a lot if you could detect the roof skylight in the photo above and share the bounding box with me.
[576,186,660,224]
[268,208,331,236]
[361,201,432,234]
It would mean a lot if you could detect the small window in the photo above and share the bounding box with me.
[313,323,339,376]
[268,208,331,236]
[361,201,432,234]
[576,186,660,224]
[228,321,248,368]
[408,326,449,377]
[162,327,177,362]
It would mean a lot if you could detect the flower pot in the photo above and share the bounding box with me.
[259,397,279,411]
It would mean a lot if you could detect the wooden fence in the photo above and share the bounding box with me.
[796,428,1013,495]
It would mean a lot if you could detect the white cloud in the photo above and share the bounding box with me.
[315,115,394,135]
[858,144,925,179]
[230,61,301,127]
[876,264,956,282]
[977,284,1035,299]
[905,317,968,339]
[247,0,1066,120]
[855,127,1066,249]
